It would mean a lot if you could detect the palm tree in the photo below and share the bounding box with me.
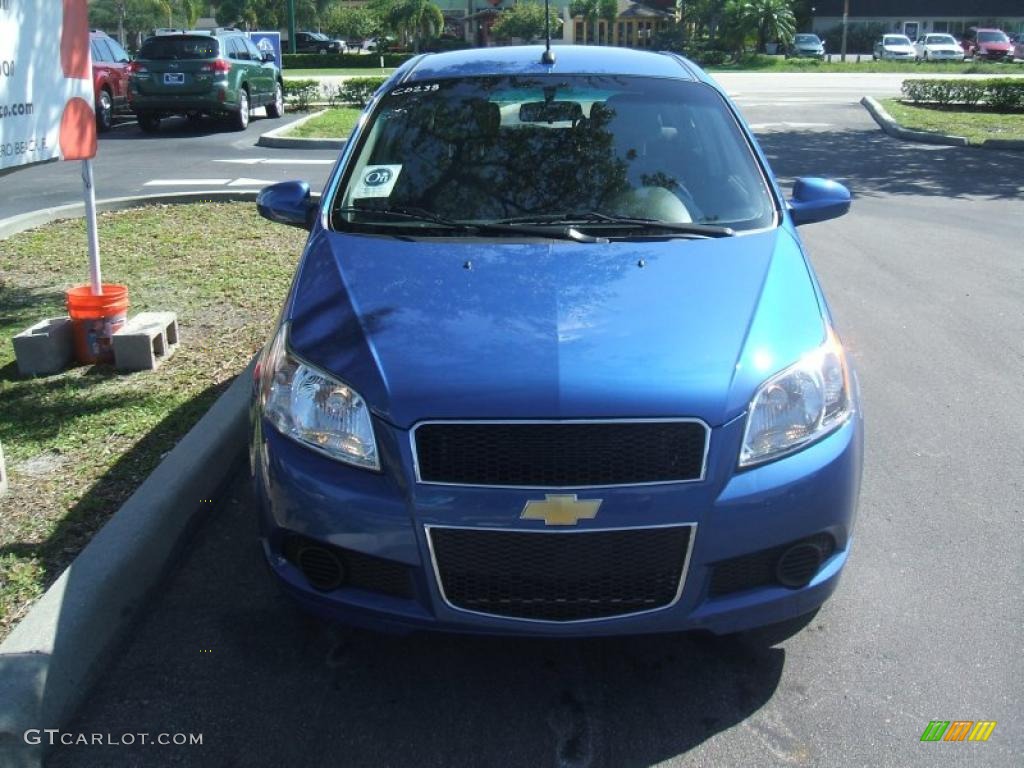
[374,0,444,52]
[733,0,796,53]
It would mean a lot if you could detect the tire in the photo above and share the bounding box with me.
[231,88,250,131]
[266,82,284,118]
[95,89,113,132]
[317,46,327,55]
[138,112,160,133]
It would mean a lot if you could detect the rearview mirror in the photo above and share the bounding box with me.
[789,177,851,226]
[519,101,583,124]
[257,181,317,230]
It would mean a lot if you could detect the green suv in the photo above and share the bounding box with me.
[129,30,284,132]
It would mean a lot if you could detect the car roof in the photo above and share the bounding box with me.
[400,45,705,85]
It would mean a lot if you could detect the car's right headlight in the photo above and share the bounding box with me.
[739,329,853,467]
[258,323,379,470]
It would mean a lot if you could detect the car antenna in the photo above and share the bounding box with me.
[541,0,556,65]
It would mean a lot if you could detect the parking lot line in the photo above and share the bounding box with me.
[215,158,335,165]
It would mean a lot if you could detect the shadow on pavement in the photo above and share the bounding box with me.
[48,475,785,768]
[759,127,1024,200]
[99,112,283,141]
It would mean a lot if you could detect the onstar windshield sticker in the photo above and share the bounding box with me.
[353,165,402,198]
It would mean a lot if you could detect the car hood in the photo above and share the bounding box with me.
[884,44,914,52]
[287,227,826,429]
[979,42,1011,50]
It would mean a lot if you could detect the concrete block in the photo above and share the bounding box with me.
[0,441,7,498]
[12,317,74,377]
[112,312,178,371]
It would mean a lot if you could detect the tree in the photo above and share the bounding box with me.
[323,6,382,42]
[492,0,561,43]
[724,0,796,53]
[181,0,200,28]
[88,0,167,48]
[371,0,444,53]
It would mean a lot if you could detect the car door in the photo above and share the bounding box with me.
[243,36,273,103]
[104,37,132,106]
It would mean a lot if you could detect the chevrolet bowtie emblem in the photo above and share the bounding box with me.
[521,494,602,526]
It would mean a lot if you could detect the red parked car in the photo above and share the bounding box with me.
[90,31,132,131]
[960,27,1014,61]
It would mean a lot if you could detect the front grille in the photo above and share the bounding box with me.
[708,533,835,597]
[414,421,707,487]
[429,525,692,621]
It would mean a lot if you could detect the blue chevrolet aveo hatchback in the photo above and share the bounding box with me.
[251,45,863,638]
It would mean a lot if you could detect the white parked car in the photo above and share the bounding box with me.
[873,35,916,61]
[914,34,966,61]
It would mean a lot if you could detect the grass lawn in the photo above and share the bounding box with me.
[284,68,396,78]
[881,98,1024,144]
[285,107,363,138]
[0,203,302,640]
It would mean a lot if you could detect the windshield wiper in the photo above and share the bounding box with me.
[494,212,735,238]
[335,206,607,243]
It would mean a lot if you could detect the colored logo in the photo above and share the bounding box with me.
[364,168,393,186]
[920,721,997,742]
[521,494,601,526]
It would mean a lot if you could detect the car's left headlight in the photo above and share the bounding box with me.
[258,323,379,470]
[739,329,853,467]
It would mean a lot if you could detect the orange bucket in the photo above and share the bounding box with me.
[65,284,130,364]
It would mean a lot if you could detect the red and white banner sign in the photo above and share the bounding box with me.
[0,0,97,172]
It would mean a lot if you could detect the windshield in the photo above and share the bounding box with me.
[978,31,1009,43]
[925,35,957,45]
[795,35,820,44]
[330,75,776,236]
[311,33,329,41]
[139,35,218,60]
[884,36,911,46]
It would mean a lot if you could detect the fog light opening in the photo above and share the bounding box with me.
[776,541,825,588]
[296,545,347,591]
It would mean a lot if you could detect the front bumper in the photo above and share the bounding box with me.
[251,409,863,637]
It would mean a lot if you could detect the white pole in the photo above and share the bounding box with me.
[82,158,102,295]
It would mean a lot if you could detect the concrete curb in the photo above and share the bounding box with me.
[0,364,253,767]
[0,190,322,240]
[256,108,348,149]
[860,96,969,146]
[0,192,281,766]
[861,96,1024,151]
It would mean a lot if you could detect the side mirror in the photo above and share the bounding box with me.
[789,178,851,226]
[257,181,316,230]
[262,51,276,62]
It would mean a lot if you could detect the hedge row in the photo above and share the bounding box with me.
[337,76,389,106]
[283,77,389,110]
[901,78,1024,110]
[282,52,416,69]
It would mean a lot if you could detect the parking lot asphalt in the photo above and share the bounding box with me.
[0,109,338,219]
[41,87,1024,767]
